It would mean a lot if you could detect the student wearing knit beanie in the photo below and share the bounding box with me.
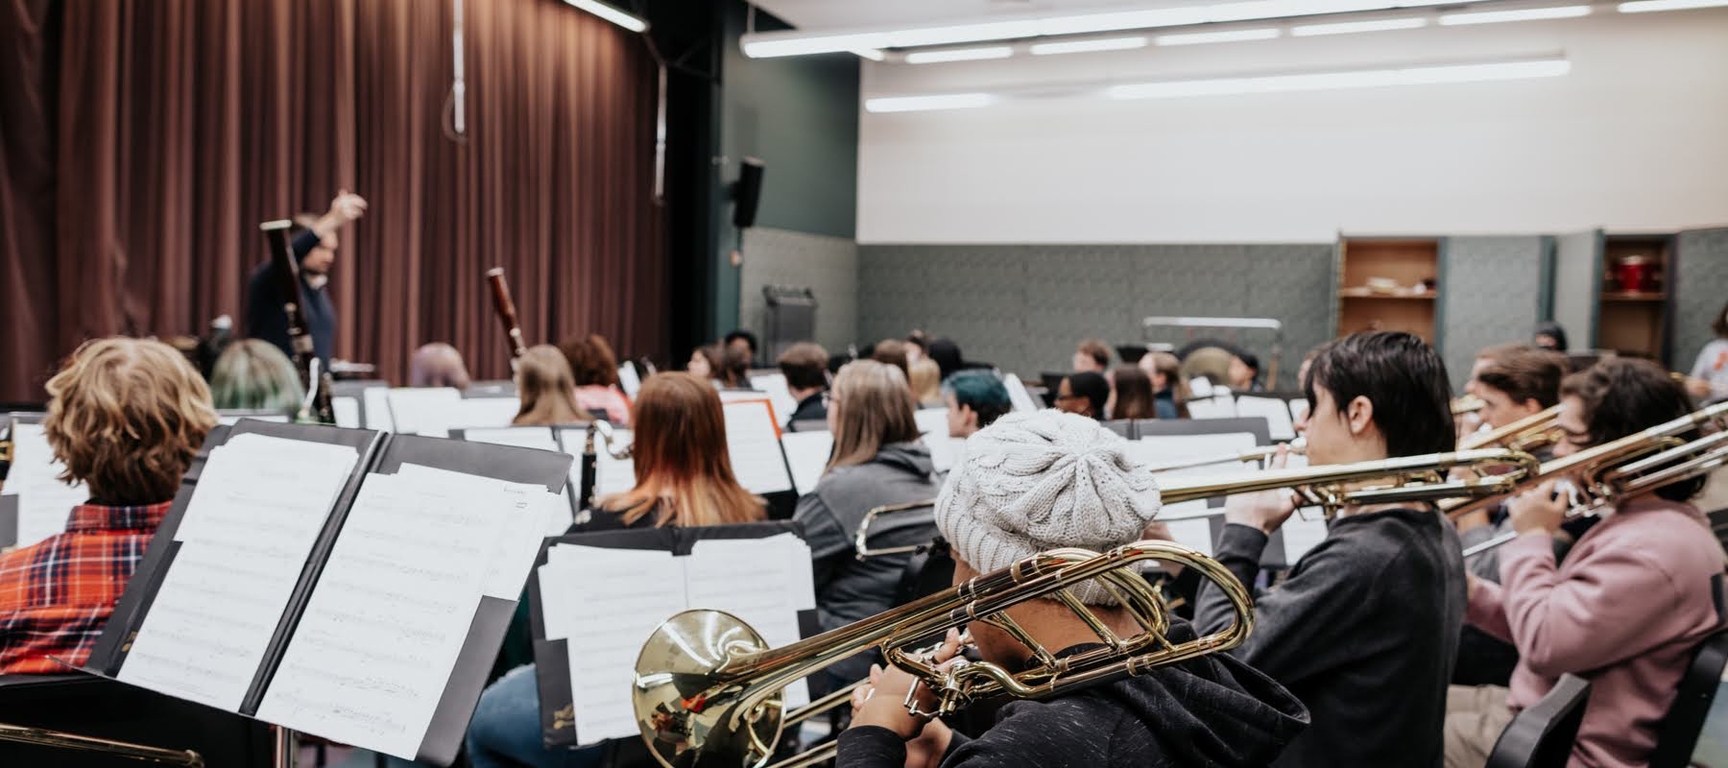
[840,410,1308,768]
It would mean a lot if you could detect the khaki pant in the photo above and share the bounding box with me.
[1444,684,1516,768]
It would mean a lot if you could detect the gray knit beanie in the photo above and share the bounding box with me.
[935,410,1160,605]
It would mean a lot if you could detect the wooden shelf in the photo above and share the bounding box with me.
[1338,238,1440,343]
[1600,291,1667,302]
[1595,234,1674,363]
[1339,288,1436,300]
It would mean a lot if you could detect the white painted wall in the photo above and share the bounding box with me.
[856,10,1728,244]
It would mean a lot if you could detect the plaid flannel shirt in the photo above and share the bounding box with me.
[0,501,169,674]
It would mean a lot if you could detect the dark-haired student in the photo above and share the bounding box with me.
[944,371,1012,438]
[724,329,758,366]
[1445,358,1726,768]
[1139,351,1187,419]
[927,337,964,382]
[779,342,830,428]
[1108,364,1158,420]
[1072,338,1111,374]
[1190,331,1467,768]
[1055,372,1109,421]
[0,338,219,673]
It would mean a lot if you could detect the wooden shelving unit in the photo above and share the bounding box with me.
[1337,238,1441,343]
[1595,235,1673,362]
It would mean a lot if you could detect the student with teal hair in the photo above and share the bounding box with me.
[942,370,1012,438]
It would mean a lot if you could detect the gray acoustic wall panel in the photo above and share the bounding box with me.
[1552,231,1602,350]
[1440,236,1547,389]
[858,243,1335,381]
[1674,228,1728,373]
[738,227,859,355]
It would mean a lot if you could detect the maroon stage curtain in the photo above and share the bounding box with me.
[0,0,667,402]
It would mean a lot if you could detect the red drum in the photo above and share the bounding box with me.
[1613,255,1655,293]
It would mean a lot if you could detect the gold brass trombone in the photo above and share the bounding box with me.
[852,500,938,559]
[1142,441,1306,475]
[631,540,1250,768]
[0,723,204,766]
[1457,405,1564,452]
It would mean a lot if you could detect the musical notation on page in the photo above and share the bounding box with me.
[722,401,793,495]
[1127,432,1258,557]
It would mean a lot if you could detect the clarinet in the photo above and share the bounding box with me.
[578,421,633,509]
[485,267,528,361]
[262,221,337,424]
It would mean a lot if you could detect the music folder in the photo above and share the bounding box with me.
[528,521,816,749]
[84,418,574,766]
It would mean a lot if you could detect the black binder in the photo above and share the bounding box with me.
[527,521,812,749]
[83,419,574,766]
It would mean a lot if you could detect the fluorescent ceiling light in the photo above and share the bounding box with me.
[1155,27,1281,45]
[905,46,1015,64]
[1107,57,1569,98]
[1439,5,1591,24]
[865,93,997,113]
[1030,36,1150,55]
[1291,17,1429,34]
[742,0,1503,57]
[1618,0,1728,11]
[564,0,647,32]
[852,48,887,61]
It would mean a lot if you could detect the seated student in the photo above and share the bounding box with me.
[944,370,1011,439]
[793,361,939,675]
[1532,321,1569,353]
[778,342,830,428]
[1458,343,1530,438]
[1684,301,1728,401]
[1072,338,1111,373]
[870,339,912,381]
[1228,353,1265,392]
[724,329,758,366]
[926,337,964,382]
[1054,372,1109,421]
[1446,358,1726,768]
[512,345,586,426]
[1190,330,1466,768]
[208,338,303,412]
[557,334,631,425]
[410,342,473,389]
[842,410,1309,768]
[1107,364,1157,420]
[687,343,725,386]
[909,359,944,408]
[467,372,764,768]
[0,338,219,674]
[719,345,752,389]
[1138,351,1187,419]
[905,330,929,365]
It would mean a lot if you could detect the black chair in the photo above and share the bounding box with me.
[1485,673,1591,768]
[1101,419,1134,439]
[0,673,274,767]
[1651,630,1728,768]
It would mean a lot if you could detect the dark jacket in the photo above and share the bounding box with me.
[785,392,828,430]
[1194,508,1466,768]
[838,625,1309,768]
[245,229,334,368]
[794,442,940,635]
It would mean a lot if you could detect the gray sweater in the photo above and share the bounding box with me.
[1194,508,1467,768]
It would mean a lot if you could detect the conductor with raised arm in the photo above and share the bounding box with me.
[244,189,367,371]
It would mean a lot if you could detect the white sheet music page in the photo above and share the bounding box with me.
[256,464,546,758]
[1277,452,1330,563]
[119,434,358,711]
[1185,396,1239,420]
[384,388,463,437]
[722,400,793,494]
[1236,396,1297,441]
[1003,374,1040,414]
[685,535,813,707]
[333,397,362,429]
[913,408,964,474]
[781,431,834,496]
[461,427,559,452]
[748,373,799,426]
[541,544,684,745]
[1127,433,1258,557]
[447,397,523,432]
[2,423,88,548]
[362,387,394,432]
[617,363,642,398]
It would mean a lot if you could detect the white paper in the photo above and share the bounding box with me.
[460,427,559,452]
[1277,452,1329,562]
[1003,373,1040,414]
[2,423,87,547]
[782,431,834,496]
[557,429,636,505]
[1128,433,1258,554]
[217,412,292,425]
[1288,399,1310,427]
[1236,396,1297,441]
[256,464,559,758]
[120,434,358,711]
[723,401,793,494]
[912,408,965,474]
[1188,376,1214,398]
[749,373,800,427]
[362,387,395,432]
[334,397,362,429]
[446,398,523,431]
[384,388,463,437]
[1186,396,1239,420]
[617,363,642,399]
[685,535,811,707]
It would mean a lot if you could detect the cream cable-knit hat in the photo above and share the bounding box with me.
[935,410,1161,605]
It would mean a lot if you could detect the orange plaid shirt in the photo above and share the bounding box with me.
[0,501,170,674]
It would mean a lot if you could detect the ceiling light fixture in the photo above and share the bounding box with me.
[1154,27,1282,45]
[1107,57,1569,98]
[1617,0,1728,10]
[563,0,648,32]
[904,46,1016,64]
[1029,36,1150,55]
[1438,5,1591,24]
[865,93,998,113]
[1290,17,1429,34]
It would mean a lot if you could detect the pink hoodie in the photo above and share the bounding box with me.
[1467,497,1726,768]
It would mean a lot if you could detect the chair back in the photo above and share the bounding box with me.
[1485,673,1592,768]
[1651,630,1728,768]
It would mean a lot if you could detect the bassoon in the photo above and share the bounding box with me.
[262,221,336,424]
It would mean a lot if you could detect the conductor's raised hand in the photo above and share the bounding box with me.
[327,189,368,223]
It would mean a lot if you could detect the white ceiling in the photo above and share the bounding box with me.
[749,0,1205,31]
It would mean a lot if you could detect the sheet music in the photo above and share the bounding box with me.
[913,408,964,474]
[362,387,395,432]
[257,464,561,759]
[723,401,793,494]
[1236,396,1296,441]
[385,388,463,437]
[458,429,573,535]
[558,429,636,502]
[1277,452,1329,563]
[748,373,799,427]
[1288,399,1310,426]
[217,413,293,426]
[1186,396,1239,419]
[1128,433,1258,556]
[447,397,523,431]
[1003,373,1040,414]
[1188,376,1214,398]
[617,364,642,399]
[540,534,817,746]
[1,423,87,548]
[781,431,834,496]
[119,434,358,711]
[333,397,362,429]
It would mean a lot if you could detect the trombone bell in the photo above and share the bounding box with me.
[634,610,781,768]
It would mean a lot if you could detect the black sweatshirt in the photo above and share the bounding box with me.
[1194,508,1466,768]
[837,624,1309,768]
[245,229,333,368]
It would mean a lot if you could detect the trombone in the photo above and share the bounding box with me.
[1457,401,1728,556]
[1453,395,1486,416]
[852,500,938,559]
[0,723,203,766]
[1457,405,1564,452]
[1142,440,1306,475]
[632,539,1249,768]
